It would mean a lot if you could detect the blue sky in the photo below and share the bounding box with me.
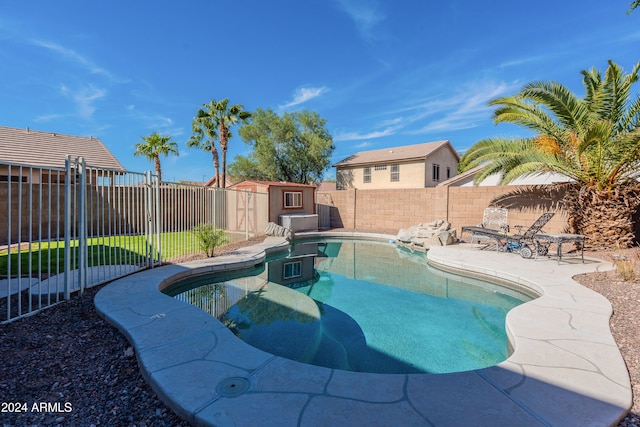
[1,0,639,182]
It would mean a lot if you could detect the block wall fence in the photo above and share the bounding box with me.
[316,184,570,237]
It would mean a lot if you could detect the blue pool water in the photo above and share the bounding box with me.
[167,239,534,374]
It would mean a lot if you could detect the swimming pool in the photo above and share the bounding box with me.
[166,239,534,374]
[95,233,630,425]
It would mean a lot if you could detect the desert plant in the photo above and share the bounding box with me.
[612,248,640,282]
[192,224,229,257]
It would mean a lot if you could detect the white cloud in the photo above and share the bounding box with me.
[334,127,397,141]
[60,84,107,119]
[334,0,385,42]
[499,57,542,69]
[409,81,518,135]
[334,80,519,142]
[280,86,328,109]
[355,141,373,149]
[34,113,62,123]
[31,39,112,78]
[126,106,182,138]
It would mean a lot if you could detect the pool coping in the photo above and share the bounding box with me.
[94,232,632,426]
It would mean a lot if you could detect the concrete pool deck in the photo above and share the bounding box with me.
[94,233,632,426]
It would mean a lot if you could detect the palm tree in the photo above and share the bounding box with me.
[188,113,220,185]
[459,60,640,249]
[133,132,179,183]
[189,99,251,188]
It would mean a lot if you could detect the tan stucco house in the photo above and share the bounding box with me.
[333,140,460,190]
[0,126,124,183]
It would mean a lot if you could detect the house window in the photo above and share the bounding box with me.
[284,191,302,208]
[390,164,400,182]
[283,261,302,279]
[363,167,371,183]
[446,167,451,179]
[374,165,387,171]
[432,164,440,182]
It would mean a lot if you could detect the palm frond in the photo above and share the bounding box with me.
[463,59,640,190]
[520,81,590,133]
[620,92,640,133]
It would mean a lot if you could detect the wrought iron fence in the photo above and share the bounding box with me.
[0,157,267,322]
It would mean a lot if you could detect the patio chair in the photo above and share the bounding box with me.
[462,212,555,258]
[469,208,509,249]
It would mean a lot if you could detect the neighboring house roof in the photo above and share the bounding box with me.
[437,165,483,186]
[0,126,124,170]
[204,175,235,188]
[317,181,337,191]
[177,180,208,186]
[333,140,460,167]
[438,165,573,187]
[230,180,317,189]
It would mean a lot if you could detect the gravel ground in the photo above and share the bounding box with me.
[1,239,639,426]
[574,247,640,427]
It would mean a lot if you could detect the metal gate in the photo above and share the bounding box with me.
[1,156,267,323]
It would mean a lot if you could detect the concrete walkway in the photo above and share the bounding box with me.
[94,234,632,426]
[0,277,39,298]
[1,265,142,299]
[30,265,141,296]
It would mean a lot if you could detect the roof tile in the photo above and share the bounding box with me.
[333,140,457,167]
[0,126,124,170]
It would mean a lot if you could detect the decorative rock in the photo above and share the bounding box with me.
[396,220,458,250]
[438,229,457,246]
[265,222,294,240]
[424,235,443,248]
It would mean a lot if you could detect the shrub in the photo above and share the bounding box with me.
[612,247,639,282]
[192,224,228,257]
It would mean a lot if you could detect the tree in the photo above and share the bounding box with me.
[629,0,639,13]
[188,99,251,188]
[133,132,179,183]
[459,59,640,249]
[230,108,335,184]
[188,110,220,186]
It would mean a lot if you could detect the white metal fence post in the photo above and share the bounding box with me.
[63,155,72,300]
[154,173,161,265]
[6,164,11,318]
[77,157,87,294]
[145,170,153,268]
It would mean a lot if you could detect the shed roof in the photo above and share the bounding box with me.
[0,126,124,170]
[333,140,459,167]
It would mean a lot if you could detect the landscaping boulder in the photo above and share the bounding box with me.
[396,220,457,249]
[265,222,294,240]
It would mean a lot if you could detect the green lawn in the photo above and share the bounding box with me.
[0,231,204,277]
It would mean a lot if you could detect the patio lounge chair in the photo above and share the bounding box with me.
[469,208,509,249]
[462,212,555,259]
